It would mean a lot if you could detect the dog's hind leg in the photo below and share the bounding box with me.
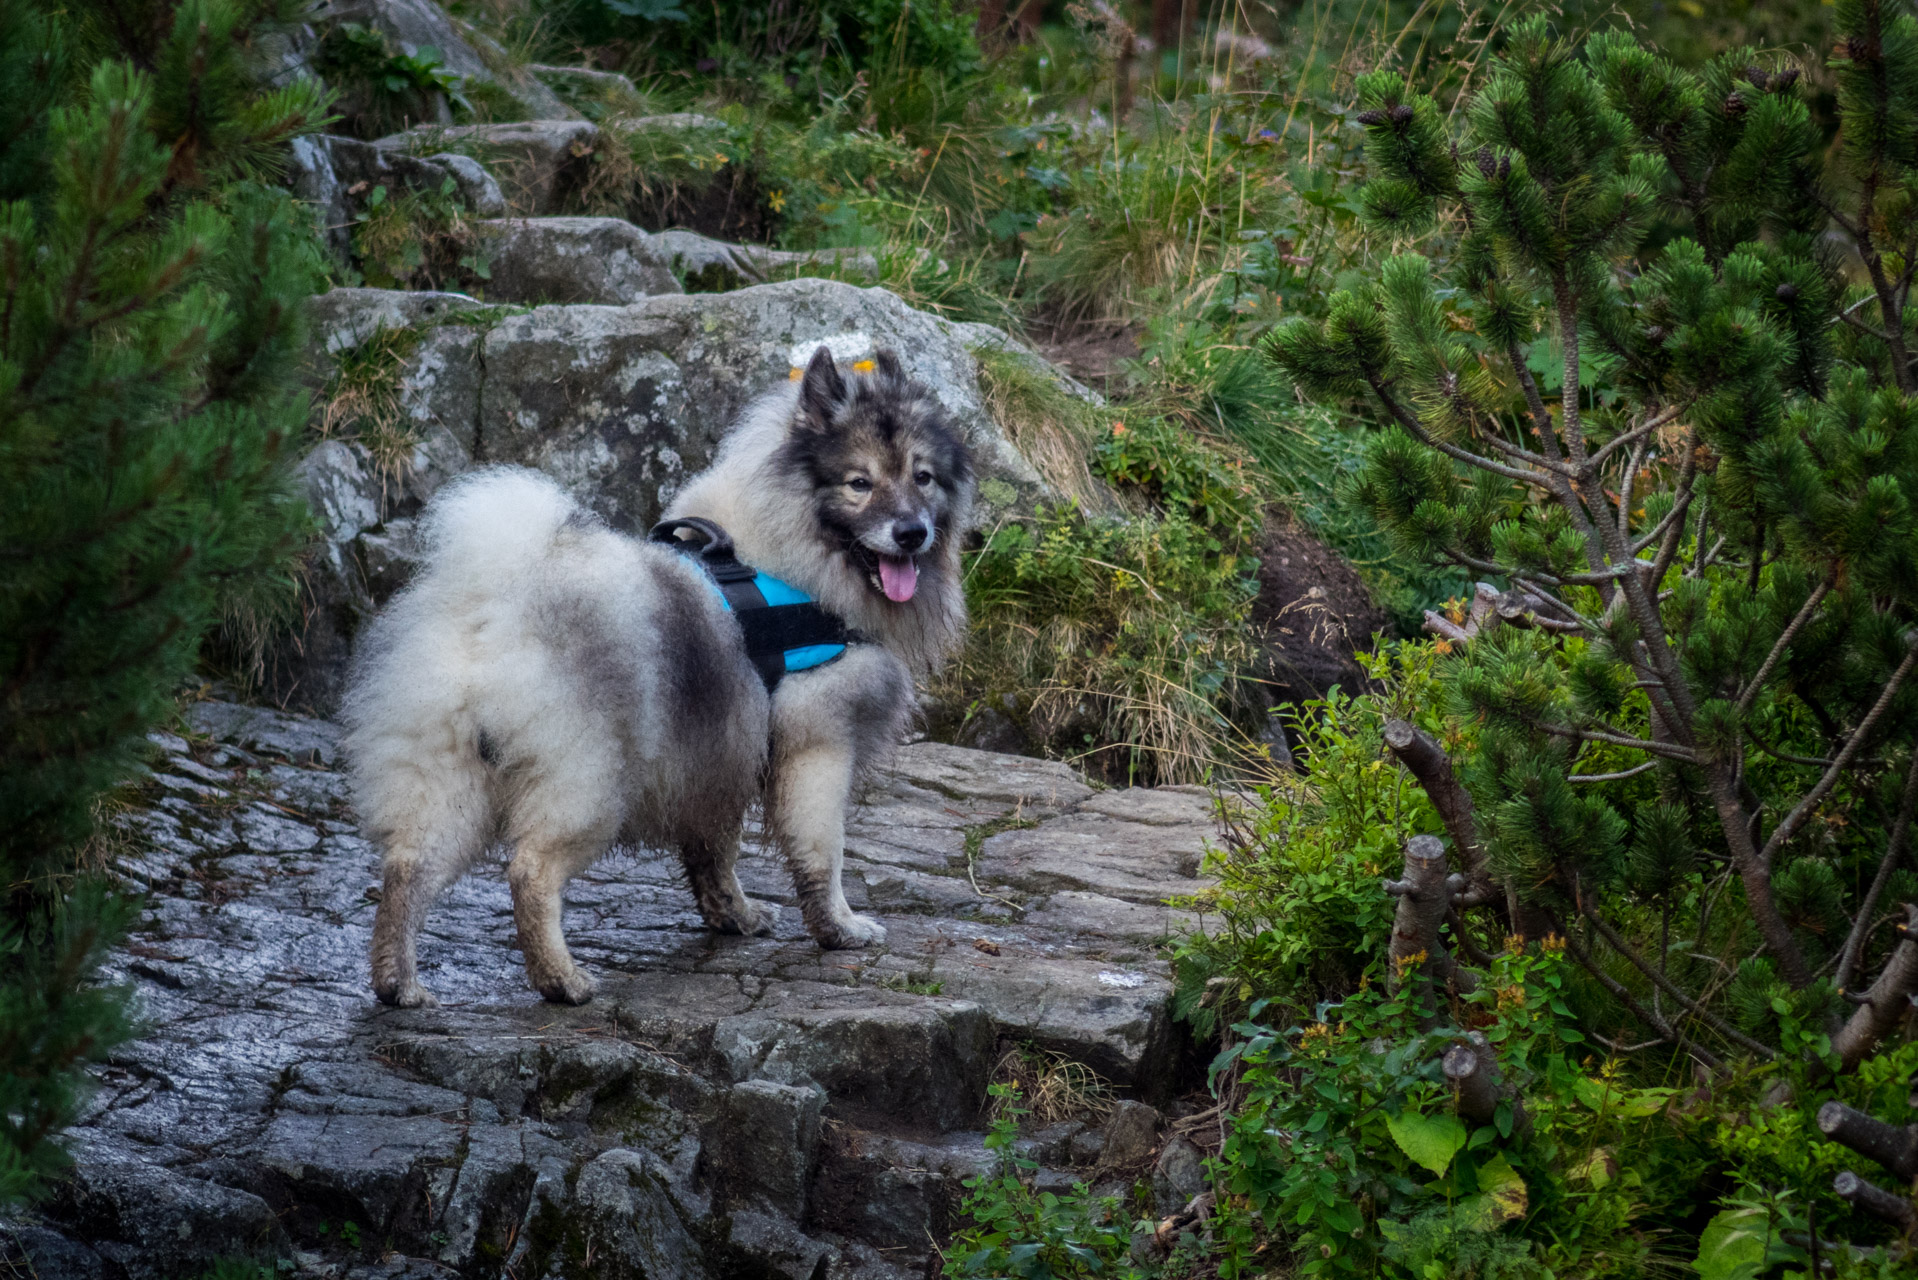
[370,770,491,1008]
[768,743,886,949]
[506,828,610,1004]
[680,826,775,937]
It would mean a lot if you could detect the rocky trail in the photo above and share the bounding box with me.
[3,700,1222,1280]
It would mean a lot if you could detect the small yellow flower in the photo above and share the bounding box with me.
[1504,933,1528,955]
[1541,933,1567,954]
[766,189,787,212]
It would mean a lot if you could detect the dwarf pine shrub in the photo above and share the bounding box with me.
[0,0,327,1201]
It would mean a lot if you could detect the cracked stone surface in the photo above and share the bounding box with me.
[2,700,1218,1280]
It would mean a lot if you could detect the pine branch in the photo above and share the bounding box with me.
[1817,1099,1918,1179]
[1733,576,1834,721]
[1559,927,1723,1069]
[1443,1031,1532,1137]
[1760,633,1918,867]
[1383,719,1495,901]
[1568,760,1660,783]
[1832,1170,1915,1230]
[1361,372,1553,487]
[1588,404,1685,472]
[1537,721,1698,763]
[1384,835,1475,1025]
[1577,889,1778,1059]
[1644,437,1699,586]
[1835,753,1918,992]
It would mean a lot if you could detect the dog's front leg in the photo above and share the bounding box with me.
[506,836,603,1004]
[770,744,887,949]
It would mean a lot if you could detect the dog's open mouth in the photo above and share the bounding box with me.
[875,554,918,602]
[851,545,920,602]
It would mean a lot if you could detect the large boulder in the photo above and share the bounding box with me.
[529,64,652,120]
[289,134,506,263]
[652,228,879,292]
[375,120,600,214]
[277,278,1081,710]
[474,217,681,305]
[313,0,576,123]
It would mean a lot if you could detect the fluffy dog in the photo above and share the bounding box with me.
[342,347,975,1006]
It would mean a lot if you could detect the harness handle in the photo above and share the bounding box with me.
[648,517,757,583]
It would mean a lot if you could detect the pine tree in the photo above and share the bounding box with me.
[0,0,329,1202]
[1269,9,1918,1078]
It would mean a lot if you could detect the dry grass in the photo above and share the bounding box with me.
[989,1046,1115,1125]
[317,324,424,484]
[972,344,1114,511]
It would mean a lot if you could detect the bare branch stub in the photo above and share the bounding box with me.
[1443,1031,1532,1138]
[1817,1100,1918,1180]
[1833,1170,1917,1231]
[1385,834,1476,1027]
[1383,720,1491,896]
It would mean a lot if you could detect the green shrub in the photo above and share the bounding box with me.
[1172,644,1444,1037]
[312,22,463,137]
[349,176,490,292]
[943,1084,1137,1280]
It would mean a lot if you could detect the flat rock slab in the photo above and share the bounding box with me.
[4,703,1219,1280]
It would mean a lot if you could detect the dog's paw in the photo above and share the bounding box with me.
[535,966,597,1005]
[704,898,778,937]
[374,978,438,1008]
[815,912,887,950]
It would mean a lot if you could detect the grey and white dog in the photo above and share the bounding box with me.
[342,348,975,1006]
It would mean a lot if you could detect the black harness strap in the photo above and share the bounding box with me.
[649,518,862,692]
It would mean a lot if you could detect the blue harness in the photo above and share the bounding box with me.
[648,518,860,691]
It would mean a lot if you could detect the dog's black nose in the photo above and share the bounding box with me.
[893,522,928,551]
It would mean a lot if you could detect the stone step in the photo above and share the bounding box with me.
[5,700,1220,1279]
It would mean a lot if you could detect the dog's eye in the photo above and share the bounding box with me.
[846,476,872,492]
[914,470,934,487]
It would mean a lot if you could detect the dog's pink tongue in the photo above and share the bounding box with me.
[878,555,918,602]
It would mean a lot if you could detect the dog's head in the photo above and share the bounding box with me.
[780,345,975,605]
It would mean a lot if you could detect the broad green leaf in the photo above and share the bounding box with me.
[1692,1207,1770,1280]
[1571,1147,1618,1189]
[1573,1077,1675,1117]
[1477,1152,1528,1222]
[1386,1109,1467,1176]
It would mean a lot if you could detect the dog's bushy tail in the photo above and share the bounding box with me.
[421,467,581,588]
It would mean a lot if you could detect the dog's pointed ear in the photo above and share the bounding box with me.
[798,346,847,429]
[871,348,906,386]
